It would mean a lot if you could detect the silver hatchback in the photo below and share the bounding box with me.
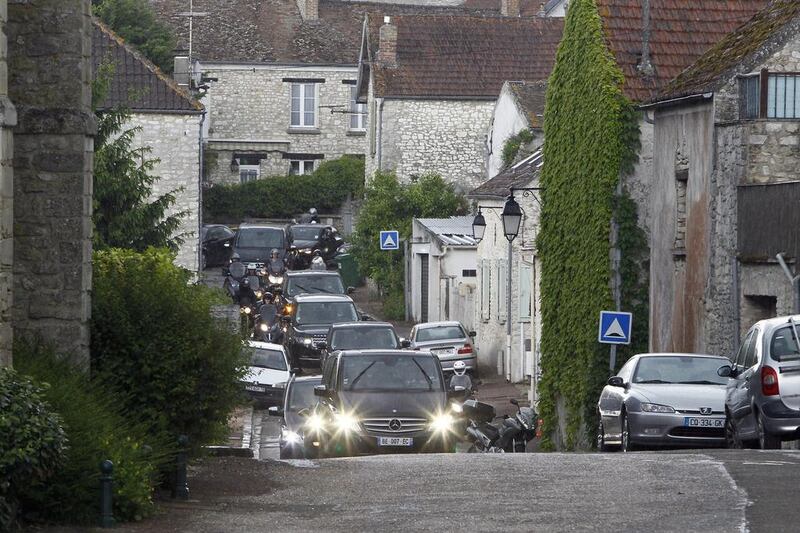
[409,321,477,375]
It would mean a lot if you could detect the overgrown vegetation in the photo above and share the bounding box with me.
[91,248,248,451]
[0,367,66,531]
[350,172,468,319]
[501,128,535,168]
[203,156,366,223]
[537,0,648,450]
[14,341,173,525]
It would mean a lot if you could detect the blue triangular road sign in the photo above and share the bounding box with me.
[380,230,399,250]
[599,311,632,345]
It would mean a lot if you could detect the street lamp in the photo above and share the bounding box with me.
[501,194,523,242]
[472,210,486,242]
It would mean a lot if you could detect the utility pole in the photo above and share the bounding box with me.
[609,181,623,373]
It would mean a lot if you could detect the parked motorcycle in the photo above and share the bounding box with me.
[463,399,537,453]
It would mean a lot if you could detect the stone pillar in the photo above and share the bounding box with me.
[0,0,14,368]
[8,0,94,366]
[377,17,397,68]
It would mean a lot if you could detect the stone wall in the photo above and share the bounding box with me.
[128,112,203,273]
[0,0,13,367]
[8,0,94,365]
[201,65,366,185]
[376,98,495,192]
[623,118,654,238]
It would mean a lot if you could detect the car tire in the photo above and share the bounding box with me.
[757,412,781,450]
[467,443,480,453]
[597,420,613,452]
[621,414,639,452]
[725,413,743,449]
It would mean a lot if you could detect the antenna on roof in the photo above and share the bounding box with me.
[178,0,208,85]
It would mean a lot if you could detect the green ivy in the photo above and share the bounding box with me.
[537,0,648,450]
[501,128,535,168]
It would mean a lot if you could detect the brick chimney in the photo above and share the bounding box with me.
[636,0,655,77]
[501,0,520,17]
[297,0,318,21]
[377,16,397,67]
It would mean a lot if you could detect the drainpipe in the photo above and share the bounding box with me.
[506,239,512,382]
[376,98,385,171]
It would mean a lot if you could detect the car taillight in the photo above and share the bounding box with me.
[457,344,473,354]
[762,366,780,396]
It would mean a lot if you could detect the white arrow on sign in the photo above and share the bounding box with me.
[604,318,626,338]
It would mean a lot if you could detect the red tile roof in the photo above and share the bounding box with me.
[371,15,563,98]
[597,0,770,102]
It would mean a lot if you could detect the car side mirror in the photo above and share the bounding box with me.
[346,286,355,295]
[468,331,477,338]
[607,376,625,388]
[361,314,373,321]
[399,339,411,349]
[291,367,302,375]
[316,341,327,350]
[717,365,734,378]
[510,399,519,406]
[268,406,283,417]
[314,384,328,397]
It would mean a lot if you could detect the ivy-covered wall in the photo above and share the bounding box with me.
[537,0,647,450]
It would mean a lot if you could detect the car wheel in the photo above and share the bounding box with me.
[621,414,639,452]
[467,443,480,453]
[597,420,613,452]
[757,412,781,450]
[725,413,743,449]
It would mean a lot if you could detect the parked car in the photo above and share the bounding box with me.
[719,315,800,449]
[201,224,235,268]
[233,224,288,267]
[596,353,729,452]
[409,321,477,375]
[240,341,292,406]
[317,322,410,361]
[268,374,323,459]
[287,224,344,269]
[282,294,361,368]
[310,349,457,456]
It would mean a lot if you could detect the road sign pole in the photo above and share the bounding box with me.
[609,344,617,374]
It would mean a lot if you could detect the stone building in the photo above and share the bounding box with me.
[2,0,95,367]
[356,14,563,192]
[645,0,800,357]
[93,20,205,273]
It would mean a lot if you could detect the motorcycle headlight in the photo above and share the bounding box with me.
[449,402,463,414]
[429,412,455,433]
[333,412,360,433]
[259,323,269,332]
[255,291,263,299]
[269,275,284,284]
[302,337,313,346]
[639,402,675,413]
[242,306,252,315]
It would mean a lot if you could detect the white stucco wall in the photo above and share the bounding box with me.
[486,84,530,179]
[129,111,203,273]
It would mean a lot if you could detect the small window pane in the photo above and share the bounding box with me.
[304,111,314,126]
[290,161,300,175]
[291,84,301,98]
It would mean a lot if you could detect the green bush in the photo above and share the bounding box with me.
[501,128,535,168]
[203,156,365,223]
[91,248,248,451]
[0,366,66,531]
[14,340,172,524]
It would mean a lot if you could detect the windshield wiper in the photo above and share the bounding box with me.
[293,284,309,293]
[636,379,671,384]
[412,358,433,390]
[677,380,722,385]
[348,362,376,390]
[311,286,332,293]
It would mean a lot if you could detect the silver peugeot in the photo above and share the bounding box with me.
[597,353,730,452]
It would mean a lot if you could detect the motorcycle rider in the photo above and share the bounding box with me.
[449,361,473,396]
[299,207,319,224]
[310,249,327,271]
[237,277,258,307]
[267,248,286,274]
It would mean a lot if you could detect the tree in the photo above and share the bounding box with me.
[94,0,177,73]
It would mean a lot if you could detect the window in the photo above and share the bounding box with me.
[239,165,259,184]
[740,75,760,119]
[289,160,315,175]
[480,259,490,321]
[462,269,477,278]
[290,83,316,127]
[767,73,800,118]
[349,86,366,131]
[497,260,507,322]
[734,330,755,368]
[743,329,759,369]
[519,263,532,320]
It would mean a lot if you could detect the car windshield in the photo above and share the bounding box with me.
[331,327,398,350]
[237,228,284,249]
[292,227,321,241]
[631,356,728,385]
[341,355,442,392]
[295,301,358,325]
[251,348,287,371]
[770,325,800,362]
[287,379,321,411]
[415,325,465,343]
[286,275,344,297]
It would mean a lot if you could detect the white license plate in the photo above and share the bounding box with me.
[378,437,413,447]
[433,348,455,356]
[245,385,266,393]
[684,417,724,428]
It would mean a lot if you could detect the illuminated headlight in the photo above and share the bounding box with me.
[429,413,455,433]
[255,290,263,299]
[268,275,284,285]
[259,323,269,332]
[450,402,463,414]
[303,249,312,254]
[640,403,675,413]
[333,412,360,433]
[242,306,252,315]
[302,337,313,346]
[282,430,302,445]
[284,304,293,314]
[306,413,326,432]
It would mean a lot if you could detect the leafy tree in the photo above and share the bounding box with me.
[94,0,177,73]
[351,172,468,318]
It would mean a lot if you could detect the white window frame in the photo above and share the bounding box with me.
[290,83,317,128]
[289,160,316,175]
[497,259,507,323]
[239,164,260,184]
[481,259,491,322]
[519,262,533,321]
[349,85,366,131]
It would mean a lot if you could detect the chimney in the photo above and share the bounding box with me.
[297,0,318,21]
[377,16,397,67]
[636,0,655,77]
[501,0,520,17]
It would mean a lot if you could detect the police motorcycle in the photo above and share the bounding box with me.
[253,293,284,343]
[262,249,287,292]
[463,398,537,453]
[223,253,247,302]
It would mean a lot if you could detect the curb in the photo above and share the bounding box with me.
[204,445,254,458]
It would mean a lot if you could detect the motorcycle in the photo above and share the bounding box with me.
[463,399,537,453]
[253,299,283,343]
[262,259,287,292]
[223,260,247,302]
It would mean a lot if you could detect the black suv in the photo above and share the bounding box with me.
[282,271,353,301]
[233,224,288,266]
[310,350,456,456]
[317,322,409,361]
[287,224,343,268]
[283,294,361,367]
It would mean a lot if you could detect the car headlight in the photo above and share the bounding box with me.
[274,382,287,389]
[259,323,269,332]
[306,413,326,432]
[640,402,675,413]
[333,412,360,433]
[429,412,455,433]
[282,430,302,445]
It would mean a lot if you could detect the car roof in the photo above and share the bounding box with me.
[238,223,284,231]
[415,321,463,330]
[750,314,800,332]
[339,349,433,358]
[633,352,727,360]
[247,340,286,351]
[292,223,332,229]
[294,293,354,303]
[286,270,340,278]
[330,321,394,330]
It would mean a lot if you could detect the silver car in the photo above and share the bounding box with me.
[720,315,800,449]
[597,353,729,451]
[409,321,477,375]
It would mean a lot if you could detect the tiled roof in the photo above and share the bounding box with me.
[416,216,478,246]
[507,80,547,128]
[92,19,202,113]
[371,15,563,98]
[657,0,800,102]
[596,0,770,103]
[469,149,542,198]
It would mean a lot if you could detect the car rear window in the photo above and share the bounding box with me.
[770,326,800,362]
[251,348,287,371]
[237,228,284,249]
[416,325,465,343]
[331,327,398,350]
[292,227,321,241]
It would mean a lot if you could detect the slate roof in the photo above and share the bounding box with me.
[469,149,542,199]
[92,19,203,113]
[370,15,563,98]
[416,216,479,246]
[507,80,547,128]
[656,0,800,102]
[596,0,770,102]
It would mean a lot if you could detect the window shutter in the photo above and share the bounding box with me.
[481,259,490,321]
[498,260,507,322]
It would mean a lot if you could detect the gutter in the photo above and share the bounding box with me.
[637,92,713,110]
